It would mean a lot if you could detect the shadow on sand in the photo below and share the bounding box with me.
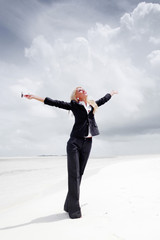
[0,212,69,230]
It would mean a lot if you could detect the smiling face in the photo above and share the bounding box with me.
[75,87,88,102]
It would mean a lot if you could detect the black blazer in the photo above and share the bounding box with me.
[44,93,111,138]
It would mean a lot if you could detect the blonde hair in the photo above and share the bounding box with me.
[71,87,98,114]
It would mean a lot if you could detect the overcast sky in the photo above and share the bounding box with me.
[0,0,160,157]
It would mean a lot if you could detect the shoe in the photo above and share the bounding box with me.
[69,211,82,219]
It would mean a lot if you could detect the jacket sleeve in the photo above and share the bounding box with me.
[95,93,111,107]
[44,97,72,110]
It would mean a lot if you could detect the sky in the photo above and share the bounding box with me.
[0,0,160,157]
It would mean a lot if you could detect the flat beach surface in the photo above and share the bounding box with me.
[0,155,160,240]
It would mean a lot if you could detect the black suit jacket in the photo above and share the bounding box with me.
[44,93,111,138]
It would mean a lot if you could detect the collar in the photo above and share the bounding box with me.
[79,101,91,113]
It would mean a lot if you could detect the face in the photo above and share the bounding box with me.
[75,87,88,101]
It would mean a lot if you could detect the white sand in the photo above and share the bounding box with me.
[0,155,160,240]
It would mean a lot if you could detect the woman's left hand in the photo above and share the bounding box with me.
[110,90,118,96]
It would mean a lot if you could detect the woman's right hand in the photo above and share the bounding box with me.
[22,93,44,102]
[24,94,34,100]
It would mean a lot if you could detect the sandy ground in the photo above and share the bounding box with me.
[0,155,160,240]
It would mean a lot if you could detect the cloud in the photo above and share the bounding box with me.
[1,1,160,157]
[147,50,160,66]
[24,2,160,122]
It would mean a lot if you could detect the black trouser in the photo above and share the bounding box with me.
[64,137,92,217]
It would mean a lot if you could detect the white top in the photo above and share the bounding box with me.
[79,101,92,138]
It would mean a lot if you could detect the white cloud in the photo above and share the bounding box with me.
[147,50,160,66]
[25,35,54,66]
[149,36,160,45]
[121,2,160,33]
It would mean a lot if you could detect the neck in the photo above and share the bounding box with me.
[83,96,87,104]
[84,99,87,106]
[80,98,87,105]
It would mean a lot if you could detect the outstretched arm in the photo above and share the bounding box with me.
[22,93,72,110]
[96,90,118,107]
[23,94,44,102]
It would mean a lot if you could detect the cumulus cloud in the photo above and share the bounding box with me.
[147,50,160,66]
[24,2,160,127]
[1,1,160,157]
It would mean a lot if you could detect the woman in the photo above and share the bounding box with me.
[24,87,118,219]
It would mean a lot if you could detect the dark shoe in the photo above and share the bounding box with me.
[69,211,82,219]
